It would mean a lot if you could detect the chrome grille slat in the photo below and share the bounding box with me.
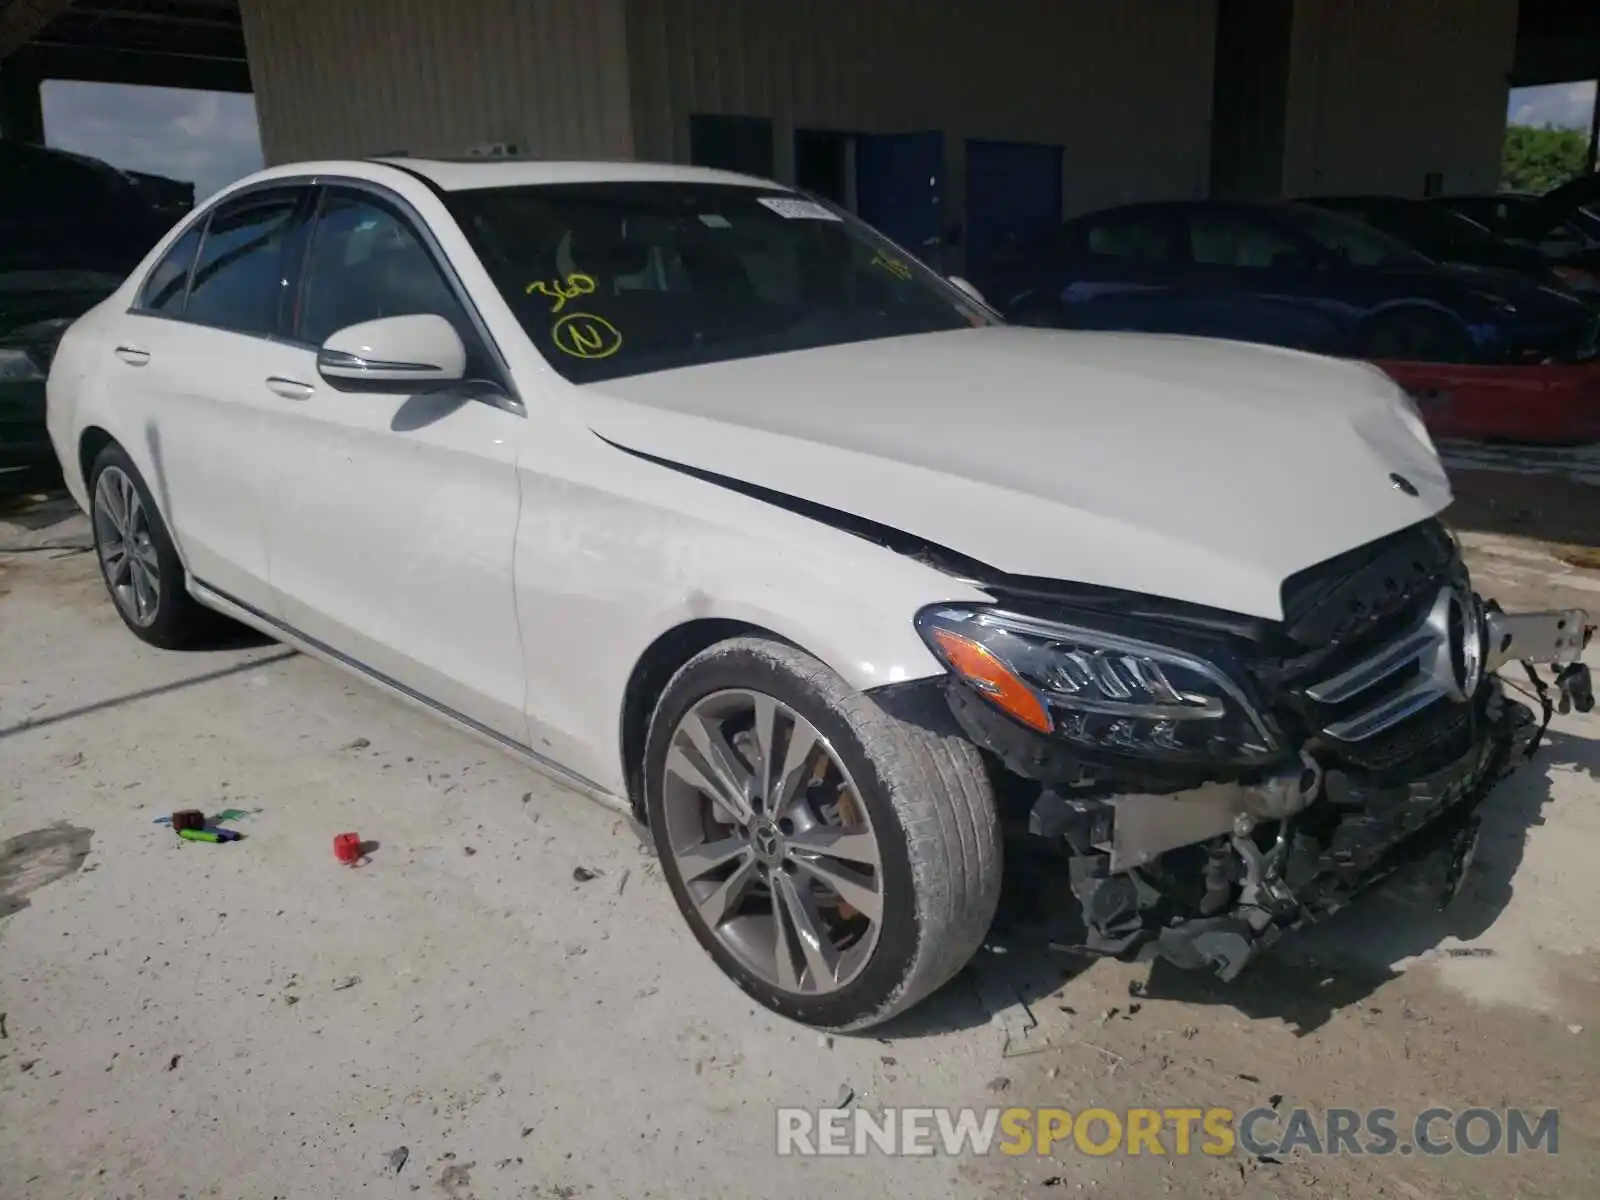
[1303,629,1435,705]
[1321,676,1446,742]
[1302,587,1478,744]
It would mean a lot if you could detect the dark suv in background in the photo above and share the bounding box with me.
[1,142,183,493]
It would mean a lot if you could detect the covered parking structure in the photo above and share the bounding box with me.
[1,0,1597,266]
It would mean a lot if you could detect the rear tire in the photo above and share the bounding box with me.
[88,443,215,649]
[644,636,1001,1031]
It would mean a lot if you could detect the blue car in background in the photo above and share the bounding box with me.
[968,200,1599,366]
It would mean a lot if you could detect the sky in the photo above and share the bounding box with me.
[1507,79,1598,131]
[41,80,264,200]
[33,74,1599,193]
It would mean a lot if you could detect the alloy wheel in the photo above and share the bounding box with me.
[660,688,885,996]
[93,465,161,627]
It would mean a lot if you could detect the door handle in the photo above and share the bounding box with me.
[114,345,150,366]
[265,376,315,401]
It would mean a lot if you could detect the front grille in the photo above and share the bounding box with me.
[1265,519,1474,778]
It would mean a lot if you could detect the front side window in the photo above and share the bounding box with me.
[136,224,204,315]
[1285,204,1431,270]
[446,182,992,383]
[185,190,300,335]
[296,190,469,349]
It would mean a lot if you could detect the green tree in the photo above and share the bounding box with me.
[1501,124,1590,193]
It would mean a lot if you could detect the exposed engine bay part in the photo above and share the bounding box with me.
[1027,750,1322,874]
[1046,685,1538,981]
[929,516,1591,986]
[1555,662,1594,714]
[1483,607,1590,673]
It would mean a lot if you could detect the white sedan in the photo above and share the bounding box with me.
[47,158,1591,1031]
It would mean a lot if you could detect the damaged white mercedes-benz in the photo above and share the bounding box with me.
[47,159,1594,1031]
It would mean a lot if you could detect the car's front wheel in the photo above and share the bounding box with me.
[644,637,1001,1031]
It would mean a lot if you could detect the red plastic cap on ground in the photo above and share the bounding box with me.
[333,832,362,864]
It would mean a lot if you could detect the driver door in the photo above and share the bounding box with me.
[257,184,530,740]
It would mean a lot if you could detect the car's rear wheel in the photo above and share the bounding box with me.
[1356,309,1472,364]
[644,637,1001,1031]
[89,443,214,648]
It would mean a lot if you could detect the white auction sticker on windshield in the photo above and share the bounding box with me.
[758,197,841,221]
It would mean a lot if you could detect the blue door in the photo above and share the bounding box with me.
[856,131,946,267]
[965,139,1063,274]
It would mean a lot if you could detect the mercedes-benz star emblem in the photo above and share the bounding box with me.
[1390,473,1419,496]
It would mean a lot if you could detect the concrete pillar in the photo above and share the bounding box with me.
[1209,0,1294,198]
[0,55,45,143]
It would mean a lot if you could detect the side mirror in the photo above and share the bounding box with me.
[947,275,988,307]
[317,313,466,393]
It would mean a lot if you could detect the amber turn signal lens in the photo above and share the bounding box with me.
[930,627,1053,733]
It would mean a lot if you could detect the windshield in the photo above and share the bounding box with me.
[1462,196,1600,244]
[1424,206,1501,248]
[1547,173,1600,211]
[446,182,993,383]
[1285,204,1434,269]
[1569,206,1600,240]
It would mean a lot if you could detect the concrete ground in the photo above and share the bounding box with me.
[2,489,1599,1200]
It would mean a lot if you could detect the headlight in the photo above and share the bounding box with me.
[0,347,45,383]
[915,606,1279,765]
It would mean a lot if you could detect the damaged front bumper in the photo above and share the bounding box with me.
[950,603,1593,982]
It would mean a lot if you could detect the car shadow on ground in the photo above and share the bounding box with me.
[875,724,1598,1042]
[0,490,79,530]
[193,621,278,652]
[0,649,296,741]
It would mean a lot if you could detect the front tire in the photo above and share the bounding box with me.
[88,443,214,648]
[644,637,1001,1031]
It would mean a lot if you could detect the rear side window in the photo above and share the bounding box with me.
[185,191,300,335]
[1081,214,1175,262]
[136,224,204,315]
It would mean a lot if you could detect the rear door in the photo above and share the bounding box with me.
[256,183,529,740]
[1023,207,1185,332]
[1171,206,1345,353]
[101,185,310,609]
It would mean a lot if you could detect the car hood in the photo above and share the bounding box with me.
[581,326,1450,620]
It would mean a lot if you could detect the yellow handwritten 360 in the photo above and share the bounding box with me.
[526,272,597,314]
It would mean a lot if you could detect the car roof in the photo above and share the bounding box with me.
[1439,192,1539,202]
[1064,198,1321,223]
[232,156,789,194]
[1304,194,1416,206]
